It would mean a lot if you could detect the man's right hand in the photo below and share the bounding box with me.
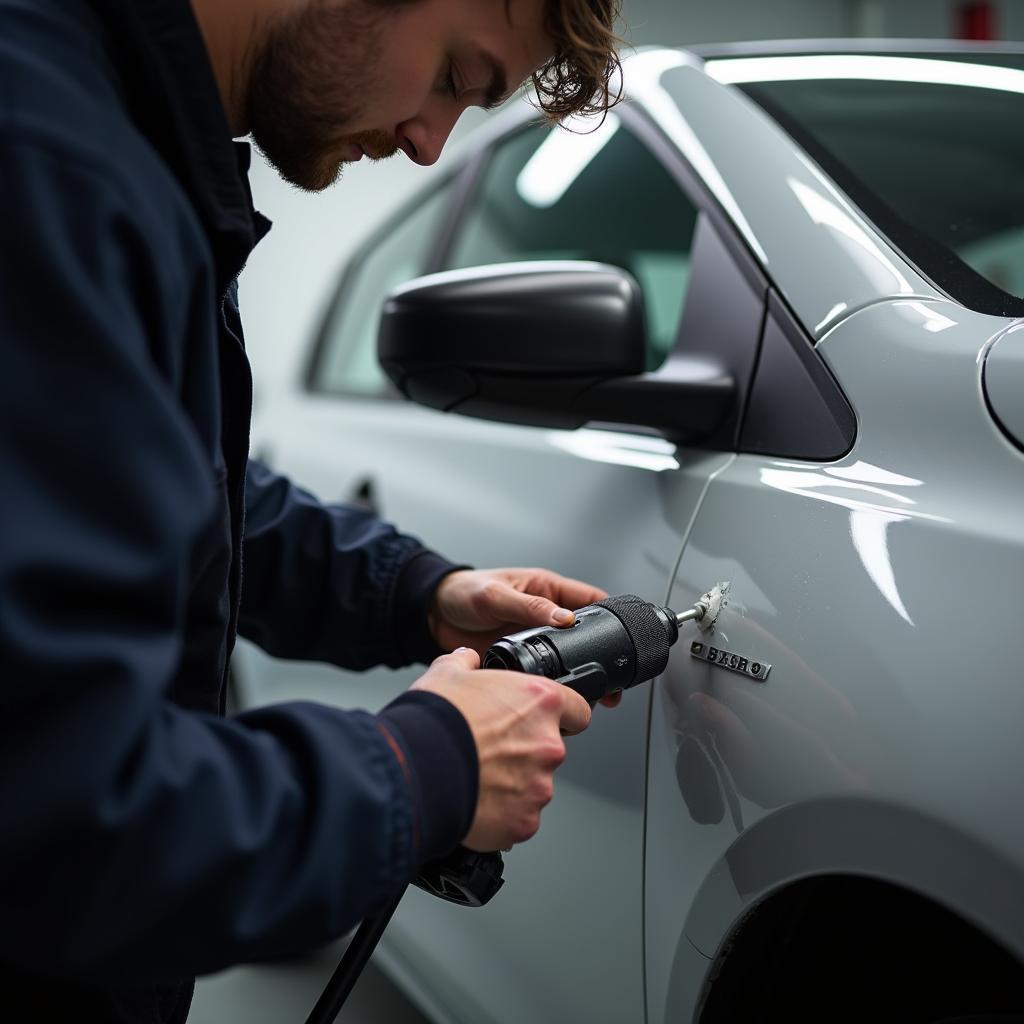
[411,647,591,852]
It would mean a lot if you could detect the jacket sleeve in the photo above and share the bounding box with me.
[240,460,464,669]
[0,139,477,983]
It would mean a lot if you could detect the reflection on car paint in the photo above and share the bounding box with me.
[786,173,915,295]
[666,610,868,823]
[903,301,959,333]
[823,460,923,487]
[815,300,848,334]
[758,461,951,625]
[849,509,914,624]
[545,428,680,471]
[891,298,964,335]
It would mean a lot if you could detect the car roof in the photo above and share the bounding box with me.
[685,38,1024,60]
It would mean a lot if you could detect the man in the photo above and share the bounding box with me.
[0,0,621,1019]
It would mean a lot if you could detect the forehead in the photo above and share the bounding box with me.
[444,0,552,64]
[481,0,553,86]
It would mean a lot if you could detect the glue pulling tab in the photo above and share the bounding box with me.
[674,582,730,634]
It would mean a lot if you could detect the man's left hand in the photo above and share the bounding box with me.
[429,567,607,655]
[429,568,623,709]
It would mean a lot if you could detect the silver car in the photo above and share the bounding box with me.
[234,40,1024,1023]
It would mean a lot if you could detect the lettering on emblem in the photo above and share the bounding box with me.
[690,640,770,681]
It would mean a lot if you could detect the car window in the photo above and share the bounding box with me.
[724,53,1024,313]
[445,116,700,370]
[311,181,454,396]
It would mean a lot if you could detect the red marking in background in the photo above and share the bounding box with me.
[957,2,998,41]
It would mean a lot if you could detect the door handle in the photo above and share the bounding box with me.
[349,477,380,514]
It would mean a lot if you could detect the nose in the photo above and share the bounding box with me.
[397,107,461,166]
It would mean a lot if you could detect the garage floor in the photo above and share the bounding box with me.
[189,942,433,1024]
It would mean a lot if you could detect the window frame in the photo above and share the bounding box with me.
[303,156,487,398]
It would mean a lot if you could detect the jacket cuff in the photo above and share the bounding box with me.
[393,550,469,665]
[377,690,479,865]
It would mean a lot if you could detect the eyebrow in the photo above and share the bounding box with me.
[478,50,510,110]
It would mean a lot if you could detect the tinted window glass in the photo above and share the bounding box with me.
[728,54,1024,306]
[446,117,700,369]
[312,182,453,395]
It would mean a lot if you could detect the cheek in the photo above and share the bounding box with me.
[365,27,443,127]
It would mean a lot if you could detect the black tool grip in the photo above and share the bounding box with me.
[482,594,677,702]
[594,593,677,686]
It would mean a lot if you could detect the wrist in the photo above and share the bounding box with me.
[393,552,469,665]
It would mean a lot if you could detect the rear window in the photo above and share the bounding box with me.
[708,53,1024,316]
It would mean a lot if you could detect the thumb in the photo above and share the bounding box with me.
[412,647,481,692]
[559,686,592,737]
[431,646,482,671]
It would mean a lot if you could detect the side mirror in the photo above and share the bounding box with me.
[378,261,735,440]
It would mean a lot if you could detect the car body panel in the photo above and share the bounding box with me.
[245,388,733,1023]
[645,299,1024,1021]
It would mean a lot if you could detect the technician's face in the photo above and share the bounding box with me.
[247,0,551,191]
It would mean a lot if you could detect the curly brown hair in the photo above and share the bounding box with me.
[532,0,624,122]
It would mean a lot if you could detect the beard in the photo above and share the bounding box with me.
[245,0,401,192]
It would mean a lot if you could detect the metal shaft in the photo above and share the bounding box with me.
[674,604,705,627]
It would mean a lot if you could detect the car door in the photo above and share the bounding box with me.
[244,107,767,1024]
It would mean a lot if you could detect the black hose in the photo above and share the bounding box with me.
[303,888,406,1024]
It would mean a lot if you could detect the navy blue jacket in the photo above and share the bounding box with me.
[0,0,477,1015]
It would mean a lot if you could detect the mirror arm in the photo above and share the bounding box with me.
[575,354,736,442]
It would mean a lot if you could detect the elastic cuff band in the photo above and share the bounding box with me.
[377,690,479,864]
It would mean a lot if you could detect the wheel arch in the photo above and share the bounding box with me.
[666,797,1024,1020]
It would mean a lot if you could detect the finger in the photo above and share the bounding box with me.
[479,582,575,629]
[598,691,623,709]
[430,646,481,671]
[558,686,592,736]
[545,574,609,609]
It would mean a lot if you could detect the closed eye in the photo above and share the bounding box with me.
[442,61,458,98]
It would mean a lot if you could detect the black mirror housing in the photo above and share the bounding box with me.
[378,261,735,439]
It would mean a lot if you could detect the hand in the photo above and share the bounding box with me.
[429,568,621,708]
[412,647,592,851]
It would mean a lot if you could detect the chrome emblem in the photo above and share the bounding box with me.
[690,641,771,682]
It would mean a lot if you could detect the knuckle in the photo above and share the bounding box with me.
[524,676,556,702]
[534,678,563,711]
[535,779,555,806]
[517,814,541,843]
[542,739,567,767]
